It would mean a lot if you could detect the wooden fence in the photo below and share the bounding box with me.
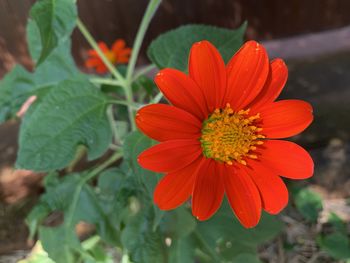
[1,0,350,74]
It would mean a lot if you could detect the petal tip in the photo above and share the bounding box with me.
[194,40,210,46]
[245,40,262,49]
[191,40,217,51]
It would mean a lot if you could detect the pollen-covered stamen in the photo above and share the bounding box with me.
[200,103,265,165]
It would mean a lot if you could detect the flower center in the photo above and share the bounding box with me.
[200,103,265,165]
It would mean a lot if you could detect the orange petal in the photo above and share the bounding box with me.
[136,104,201,142]
[155,68,208,119]
[259,99,313,138]
[116,57,129,64]
[258,140,314,179]
[154,156,202,210]
[138,139,202,173]
[189,40,227,112]
[249,59,288,109]
[223,165,262,228]
[118,48,132,57]
[85,58,101,67]
[226,41,269,110]
[192,159,225,220]
[116,49,132,63]
[98,41,109,52]
[88,49,98,56]
[245,161,289,214]
[95,64,108,74]
[112,39,126,53]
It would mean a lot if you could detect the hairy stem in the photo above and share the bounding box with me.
[65,151,123,227]
[133,64,157,81]
[90,78,124,87]
[109,100,141,110]
[77,18,125,83]
[123,0,161,130]
[152,92,163,103]
[126,0,161,82]
[107,105,121,144]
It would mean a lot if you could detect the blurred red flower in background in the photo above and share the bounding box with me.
[85,39,131,74]
[136,40,314,228]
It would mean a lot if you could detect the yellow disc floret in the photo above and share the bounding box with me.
[200,103,265,165]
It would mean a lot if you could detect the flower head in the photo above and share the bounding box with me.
[136,40,314,228]
[85,39,131,74]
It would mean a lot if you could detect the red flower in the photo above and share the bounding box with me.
[85,39,131,74]
[136,40,314,228]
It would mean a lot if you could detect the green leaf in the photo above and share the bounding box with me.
[0,65,34,123]
[198,202,283,248]
[294,188,323,222]
[81,236,115,263]
[123,131,160,196]
[96,168,138,245]
[123,131,164,228]
[26,203,51,240]
[160,206,196,238]
[219,242,256,261]
[196,202,283,260]
[28,0,77,65]
[27,172,123,262]
[147,23,247,72]
[16,77,112,171]
[32,173,105,224]
[168,237,196,263]
[328,212,347,232]
[132,75,157,96]
[39,225,81,263]
[33,40,78,88]
[18,241,55,263]
[121,208,166,263]
[232,253,262,263]
[0,40,78,124]
[318,232,350,260]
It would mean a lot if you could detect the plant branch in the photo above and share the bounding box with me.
[109,99,142,110]
[77,18,125,83]
[124,84,137,131]
[133,64,157,81]
[126,0,161,82]
[65,151,123,227]
[87,151,123,181]
[152,92,163,103]
[107,105,121,144]
[123,0,161,131]
[90,78,124,87]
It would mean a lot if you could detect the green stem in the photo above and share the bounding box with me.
[126,0,161,82]
[109,99,141,110]
[77,19,125,83]
[107,105,121,144]
[152,92,163,103]
[65,151,123,227]
[123,0,161,131]
[133,64,157,81]
[121,250,131,263]
[87,151,123,181]
[109,143,121,151]
[90,78,124,87]
[124,83,137,131]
